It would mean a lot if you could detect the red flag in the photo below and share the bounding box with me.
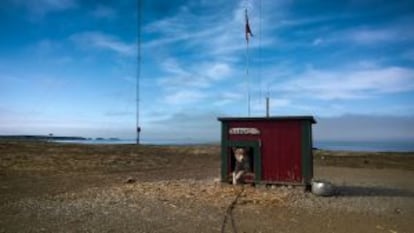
[245,9,253,42]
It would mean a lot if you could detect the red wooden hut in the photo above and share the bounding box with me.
[217,116,316,186]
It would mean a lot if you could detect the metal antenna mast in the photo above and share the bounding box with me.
[136,0,142,145]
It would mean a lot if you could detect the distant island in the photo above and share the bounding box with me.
[0,135,88,141]
[0,135,121,142]
[95,137,120,141]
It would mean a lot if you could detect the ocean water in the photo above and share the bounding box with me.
[54,139,414,152]
[314,140,414,152]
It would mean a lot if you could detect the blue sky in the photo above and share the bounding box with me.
[0,0,414,142]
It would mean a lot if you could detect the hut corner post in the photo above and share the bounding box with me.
[301,121,313,186]
[220,122,229,182]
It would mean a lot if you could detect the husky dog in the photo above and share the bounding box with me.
[232,147,250,185]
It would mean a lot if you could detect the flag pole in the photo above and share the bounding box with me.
[245,8,251,117]
[246,32,251,117]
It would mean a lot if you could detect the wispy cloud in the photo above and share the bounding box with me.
[266,99,291,108]
[90,5,117,19]
[277,14,349,29]
[144,1,279,109]
[145,111,220,142]
[345,28,402,44]
[104,110,133,117]
[403,49,414,61]
[143,0,276,59]
[272,12,414,48]
[317,21,414,46]
[70,31,135,56]
[312,38,324,46]
[315,115,414,141]
[142,8,218,49]
[213,92,244,106]
[273,66,414,100]
[12,0,77,15]
[164,90,206,105]
[158,59,210,90]
[158,58,234,106]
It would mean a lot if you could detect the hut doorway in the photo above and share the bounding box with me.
[223,141,261,184]
[230,147,255,183]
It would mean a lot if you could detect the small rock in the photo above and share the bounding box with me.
[124,177,136,184]
[394,208,401,214]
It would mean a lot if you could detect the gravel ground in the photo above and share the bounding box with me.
[0,141,413,233]
[1,168,413,233]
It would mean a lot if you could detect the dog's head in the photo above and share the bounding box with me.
[232,147,248,162]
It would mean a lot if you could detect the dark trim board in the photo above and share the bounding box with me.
[220,122,229,181]
[218,116,316,124]
[301,121,313,185]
